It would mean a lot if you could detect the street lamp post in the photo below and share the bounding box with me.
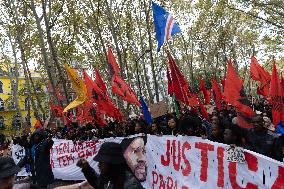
[135,50,151,96]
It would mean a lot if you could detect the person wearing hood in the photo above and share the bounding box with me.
[17,130,54,188]
[77,142,144,189]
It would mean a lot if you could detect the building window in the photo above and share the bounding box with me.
[0,81,3,93]
[0,98,4,111]
[0,116,5,130]
[12,114,21,130]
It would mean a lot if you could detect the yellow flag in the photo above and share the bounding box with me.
[63,64,88,112]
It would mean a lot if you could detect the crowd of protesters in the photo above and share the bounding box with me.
[0,98,284,189]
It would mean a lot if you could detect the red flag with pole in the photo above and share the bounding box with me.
[95,69,107,94]
[250,56,270,97]
[269,61,283,126]
[166,67,173,96]
[83,70,124,121]
[224,59,255,128]
[211,79,222,110]
[167,52,188,103]
[199,78,210,104]
[107,46,121,77]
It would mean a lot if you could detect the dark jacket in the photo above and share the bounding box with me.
[18,139,54,187]
[82,165,144,189]
[241,128,280,159]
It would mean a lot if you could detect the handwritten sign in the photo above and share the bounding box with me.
[149,101,168,118]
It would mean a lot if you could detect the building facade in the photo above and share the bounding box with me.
[0,67,44,135]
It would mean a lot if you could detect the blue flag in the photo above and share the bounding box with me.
[152,1,181,52]
[139,97,153,124]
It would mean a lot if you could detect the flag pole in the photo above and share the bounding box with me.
[135,50,151,96]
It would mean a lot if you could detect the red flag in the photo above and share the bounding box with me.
[224,59,255,128]
[211,79,222,110]
[221,79,225,90]
[65,111,73,128]
[111,75,140,107]
[250,56,270,97]
[269,61,283,126]
[34,120,43,129]
[83,71,124,121]
[50,104,64,118]
[167,52,188,104]
[95,69,107,94]
[166,67,173,96]
[108,46,121,77]
[197,97,209,120]
[199,78,210,104]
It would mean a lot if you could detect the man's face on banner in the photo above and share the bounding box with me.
[124,137,147,181]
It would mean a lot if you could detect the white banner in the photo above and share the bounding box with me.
[143,135,284,189]
[12,135,284,188]
[51,137,124,180]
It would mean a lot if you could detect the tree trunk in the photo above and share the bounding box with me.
[144,0,159,102]
[7,31,23,126]
[29,0,60,104]
[104,0,125,77]
[41,0,69,105]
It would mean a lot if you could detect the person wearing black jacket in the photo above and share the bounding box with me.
[77,142,143,189]
[18,130,54,188]
[239,115,281,159]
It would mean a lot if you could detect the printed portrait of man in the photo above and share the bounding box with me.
[121,137,147,182]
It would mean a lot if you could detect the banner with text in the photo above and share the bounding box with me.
[144,135,284,189]
[12,135,284,188]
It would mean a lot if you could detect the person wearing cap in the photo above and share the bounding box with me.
[76,142,143,189]
[0,156,21,189]
[0,156,40,189]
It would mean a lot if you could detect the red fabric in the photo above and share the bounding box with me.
[250,56,270,97]
[95,69,107,94]
[34,120,43,129]
[111,75,140,107]
[166,67,173,96]
[269,62,283,126]
[83,71,124,121]
[167,52,188,104]
[224,59,255,128]
[211,79,222,110]
[197,97,209,120]
[76,106,85,124]
[221,79,225,90]
[50,104,64,118]
[108,46,121,77]
[65,112,73,128]
[199,78,210,104]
